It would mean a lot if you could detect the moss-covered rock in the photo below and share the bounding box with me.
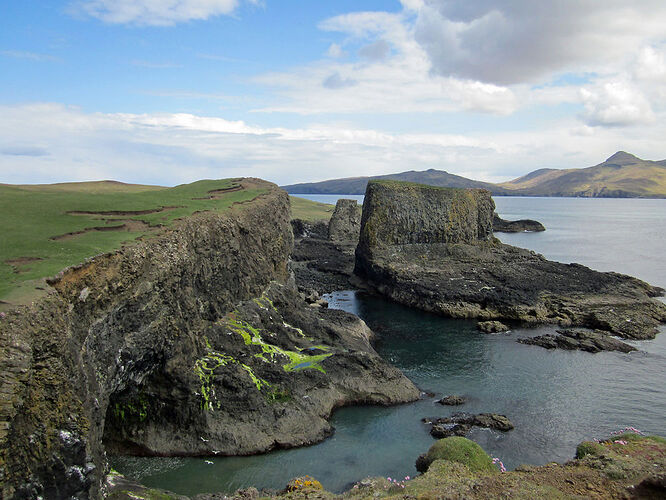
[575,440,605,459]
[415,437,497,474]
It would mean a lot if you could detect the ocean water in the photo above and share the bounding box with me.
[113,196,666,495]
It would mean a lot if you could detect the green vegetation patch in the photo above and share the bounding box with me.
[221,316,333,373]
[0,179,266,304]
[417,437,497,474]
[289,196,334,221]
[194,342,270,411]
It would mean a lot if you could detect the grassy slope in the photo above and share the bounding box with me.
[0,179,266,305]
[289,196,334,221]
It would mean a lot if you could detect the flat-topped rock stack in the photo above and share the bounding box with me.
[354,180,666,340]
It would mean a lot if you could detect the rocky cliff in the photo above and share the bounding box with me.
[0,180,418,499]
[355,180,666,339]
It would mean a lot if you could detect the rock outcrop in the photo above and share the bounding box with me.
[0,180,419,499]
[354,180,666,340]
[518,329,637,353]
[328,199,361,243]
[492,213,545,233]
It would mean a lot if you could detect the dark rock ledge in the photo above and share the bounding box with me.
[493,213,545,233]
[518,328,637,353]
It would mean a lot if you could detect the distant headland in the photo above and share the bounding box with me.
[281,151,666,198]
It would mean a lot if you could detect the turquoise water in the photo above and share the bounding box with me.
[113,196,666,495]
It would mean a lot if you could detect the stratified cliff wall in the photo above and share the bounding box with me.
[357,181,493,250]
[355,180,666,340]
[0,179,418,499]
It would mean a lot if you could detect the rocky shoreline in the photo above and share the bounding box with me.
[2,182,664,498]
[107,431,666,499]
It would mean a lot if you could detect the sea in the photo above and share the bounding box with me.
[112,195,666,495]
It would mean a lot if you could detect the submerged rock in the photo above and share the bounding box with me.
[438,395,466,406]
[493,213,545,233]
[354,180,666,340]
[518,329,637,353]
[424,412,514,439]
[477,321,510,333]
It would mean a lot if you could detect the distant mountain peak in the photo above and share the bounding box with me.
[605,151,640,164]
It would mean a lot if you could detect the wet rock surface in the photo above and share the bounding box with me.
[437,395,466,406]
[354,181,666,340]
[423,412,515,438]
[493,213,545,233]
[477,321,510,333]
[518,328,637,353]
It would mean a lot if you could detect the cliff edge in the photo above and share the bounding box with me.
[0,179,418,499]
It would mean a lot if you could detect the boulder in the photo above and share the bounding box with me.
[477,321,510,333]
[438,395,466,405]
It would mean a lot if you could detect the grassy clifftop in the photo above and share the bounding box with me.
[0,179,267,306]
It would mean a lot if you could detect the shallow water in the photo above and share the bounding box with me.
[113,196,666,495]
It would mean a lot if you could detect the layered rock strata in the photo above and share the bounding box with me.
[354,180,666,339]
[0,180,418,499]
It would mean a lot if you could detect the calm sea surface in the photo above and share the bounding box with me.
[114,196,666,495]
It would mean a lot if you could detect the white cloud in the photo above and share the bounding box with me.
[635,46,666,81]
[253,10,517,116]
[581,81,655,127]
[75,0,256,26]
[358,39,391,61]
[326,43,345,59]
[412,1,666,85]
[1,103,665,187]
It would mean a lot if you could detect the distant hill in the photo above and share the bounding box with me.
[282,152,666,198]
[499,151,666,198]
[281,168,510,195]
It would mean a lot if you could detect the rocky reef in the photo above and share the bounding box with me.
[354,180,666,340]
[492,213,545,233]
[0,180,418,498]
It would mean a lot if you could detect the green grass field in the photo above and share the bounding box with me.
[289,196,334,221]
[0,179,266,306]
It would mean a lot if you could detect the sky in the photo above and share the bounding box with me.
[1,0,665,186]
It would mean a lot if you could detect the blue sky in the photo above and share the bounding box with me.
[1,1,665,186]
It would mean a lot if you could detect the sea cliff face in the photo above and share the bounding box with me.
[355,180,666,340]
[0,180,418,499]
